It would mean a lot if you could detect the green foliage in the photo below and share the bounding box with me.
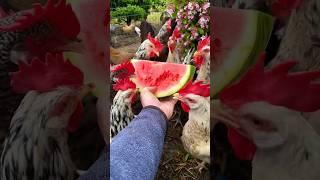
[111,0,165,24]
[146,12,162,24]
[111,5,147,25]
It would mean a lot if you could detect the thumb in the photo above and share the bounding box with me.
[145,86,157,93]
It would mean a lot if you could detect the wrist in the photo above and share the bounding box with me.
[143,105,169,121]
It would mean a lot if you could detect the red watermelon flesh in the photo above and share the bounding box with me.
[131,60,196,98]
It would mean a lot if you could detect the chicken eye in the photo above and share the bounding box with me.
[203,48,210,53]
[252,119,261,125]
[244,114,262,126]
[187,98,196,104]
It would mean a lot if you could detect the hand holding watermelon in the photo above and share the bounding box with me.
[140,87,178,120]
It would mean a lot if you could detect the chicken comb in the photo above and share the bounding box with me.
[228,128,256,160]
[271,0,302,20]
[197,36,210,51]
[113,77,136,91]
[220,53,320,112]
[0,0,80,38]
[179,80,210,97]
[193,52,204,69]
[166,19,172,32]
[147,33,164,52]
[11,53,84,93]
[111,61,135,79]
[172,28,182,39]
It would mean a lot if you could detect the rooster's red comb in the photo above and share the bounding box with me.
[147,33,164,52]
[111,61,135,79]
[113,77,136,91]
[197,36,210,51]
[172,28,182,39]
[11,53,84,93]
[179,80,210,97]
[220,53,320,112]
[0,0,80,38]
[271,0,302,20]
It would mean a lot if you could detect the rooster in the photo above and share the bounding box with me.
[215,53,320,180]
[193,36,211,83]
[174,81,211,172]
[0,0,81,153]
[134,33,164,60]
[167,28,183,63]
[152,19,176,62]
[110,63,138,142]
[110,87,137,141]
[1,53,89,179]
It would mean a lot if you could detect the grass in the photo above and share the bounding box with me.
[111,11,162,26]
[147,12,162,25]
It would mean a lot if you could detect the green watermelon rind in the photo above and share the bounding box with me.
[236,11,274,76]
[131,59,196,98]
[211,9,273,98]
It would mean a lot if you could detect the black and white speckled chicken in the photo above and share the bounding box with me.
[0,86,88,180]
[0,0,81,151]
[1,52,87,179]
[134,33,164,60]
[110,88,137,141]
[110,76,138,142]
[174,81,210,171]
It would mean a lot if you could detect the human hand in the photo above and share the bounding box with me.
[140,87,177,119]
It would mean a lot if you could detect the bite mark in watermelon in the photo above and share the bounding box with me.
[131,60,195,98]
[212,7,274,97]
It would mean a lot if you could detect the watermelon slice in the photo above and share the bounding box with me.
[212,7,274,97]
[130,60,195,98]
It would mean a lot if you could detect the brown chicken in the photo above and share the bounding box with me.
[110,47,135,65]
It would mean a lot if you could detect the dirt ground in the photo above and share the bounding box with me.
[156,119,210,180]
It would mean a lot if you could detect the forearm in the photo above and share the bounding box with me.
[110,106,168,180]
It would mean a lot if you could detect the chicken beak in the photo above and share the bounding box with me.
[173,93,183,101]
[155,51,160,57]
[193,51,202,59]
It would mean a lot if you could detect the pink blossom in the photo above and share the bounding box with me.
[202,2,210,10]
[166,8,174,16]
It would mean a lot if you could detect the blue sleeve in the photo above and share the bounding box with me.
[110,106,168,180]
[77,148,109,180]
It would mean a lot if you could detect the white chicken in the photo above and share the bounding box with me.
[233,102,320,180]
[216,54,320,180]
[174,81,210,171]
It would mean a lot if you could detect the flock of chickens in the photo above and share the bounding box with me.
[110,16,211,168]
